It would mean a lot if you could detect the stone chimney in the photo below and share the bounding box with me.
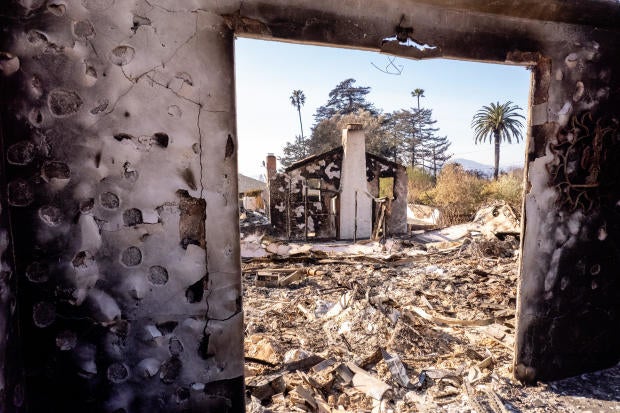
[339,124,372,239]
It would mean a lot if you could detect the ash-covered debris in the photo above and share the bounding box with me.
[241,212,619,412]
[240,207,271,235]
[242,233,519,412]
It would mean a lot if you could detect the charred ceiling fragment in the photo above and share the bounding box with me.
[380,16,442,59]
[0,0,618,411]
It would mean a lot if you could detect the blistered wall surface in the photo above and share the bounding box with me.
[514,37,620,382]
[0,1,243,411]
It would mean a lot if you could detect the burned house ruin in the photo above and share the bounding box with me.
[0,0,619,411]
[267,125,408,240]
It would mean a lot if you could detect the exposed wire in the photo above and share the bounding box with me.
[371,56,403,76]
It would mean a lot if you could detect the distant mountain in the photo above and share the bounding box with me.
[446,158,522,176]
[448,158,494,176]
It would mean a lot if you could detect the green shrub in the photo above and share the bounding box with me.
[406,166,435,204]
[483,168,524,217]
[428,164,486,225]
[410,165,524,226]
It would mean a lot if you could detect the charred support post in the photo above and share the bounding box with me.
[515,41,620,382]
[304,183,309,241]
[265,153,277,220]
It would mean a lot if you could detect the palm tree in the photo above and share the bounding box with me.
[411,88,425,109]
[290,90,306,140]
[410,88,426,168]
[472,101,525,180]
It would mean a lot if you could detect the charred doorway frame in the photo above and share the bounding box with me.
[229,0,620,386]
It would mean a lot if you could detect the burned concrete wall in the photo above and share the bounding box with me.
[514,35,620,382]
[0,1,243,412]
[366,153,408,236]
[270,148,342,239]
[268,148,408,240]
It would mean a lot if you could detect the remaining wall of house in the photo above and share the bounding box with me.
[366,154,408,236]
[269,148,343,239]
[0,2,243,412]
[241,191,264,211]
[0,0,619,411]
[267,145,408,241]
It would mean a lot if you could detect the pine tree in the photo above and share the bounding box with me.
[314,78,377,121]
[386,108,440,167]
[419,135,452,178]
[279,135,311,168]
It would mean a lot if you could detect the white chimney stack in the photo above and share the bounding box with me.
[339,124,372,239]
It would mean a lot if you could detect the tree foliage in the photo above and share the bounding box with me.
[314,78,377,122]
[483,168,524,215]
[385,108,450,173]
[308,110,393,158]
[281,79,450,172]
[280,135,311,168]
[407,166,435,204]
[427,163,487,224]
[420,134,452,178]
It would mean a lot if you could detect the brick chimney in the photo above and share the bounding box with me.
[266,153,276,183]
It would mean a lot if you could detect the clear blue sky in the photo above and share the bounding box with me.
[235,37,531,180]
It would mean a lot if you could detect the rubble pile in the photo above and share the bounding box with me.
[240,208,271,235]
[241,204,620,412]
[242,235,524,412]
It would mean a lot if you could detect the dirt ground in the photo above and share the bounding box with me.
[241,236,620,412]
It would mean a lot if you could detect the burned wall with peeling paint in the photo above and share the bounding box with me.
[366,153,408,236]
[270,148,343,240]
[0,0,620,411]
[0,1,243,412]
[267,148,408,240]
[515,36,620,382]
